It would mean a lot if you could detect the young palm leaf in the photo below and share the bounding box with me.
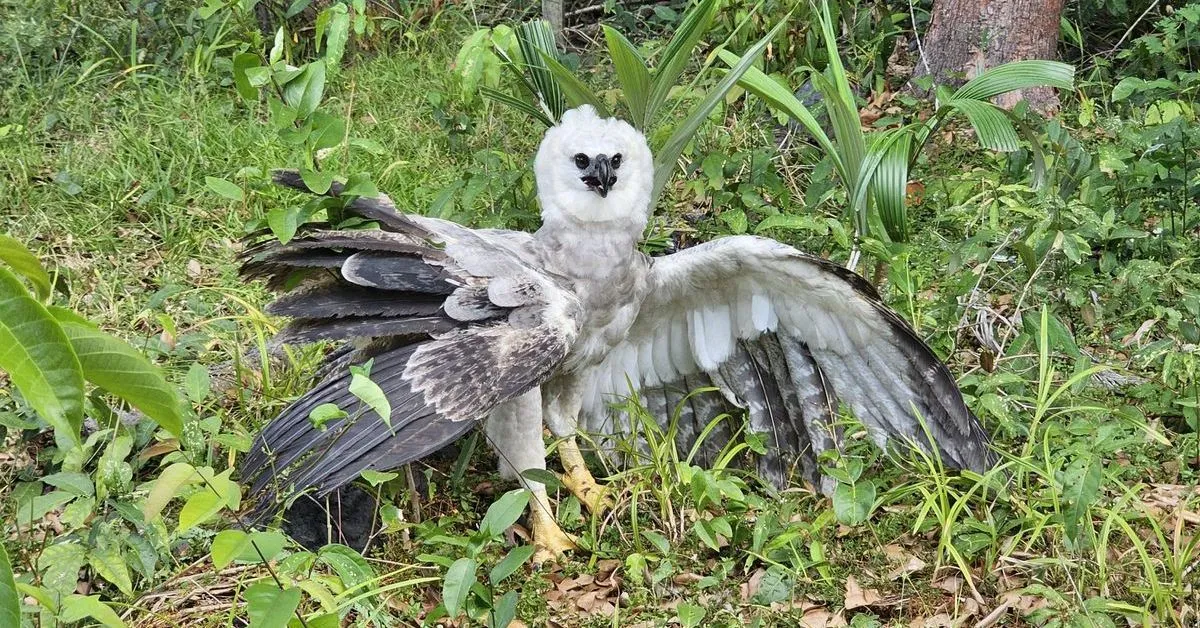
[643,0,720,128]
[722,0,1075,245]
[516,20,568,120]
[604,26,652,129]
[651,19,789,203]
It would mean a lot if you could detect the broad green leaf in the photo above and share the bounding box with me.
[246,583,301,628]
[38,543,86,599]
[295,613,340,628]
[1110,76,1143,103]
[323,4,350,70]
[185,362,211,404]
[603,26,651,129]
[342,173,378,197]
[678,603,706,628]
[270,97,299,130]
[205,176,244,202]
[349,361,391,427]
[88,542,134,597]
[653,18,788,203]
[0,267,84,448]
[479,489,531,538]
[516,20,566,120]
[489,545,535,585]
[491,590,519,628]
[267,207,303,245]
[0,543,19,628]
[211,530,249,569]
[232,53,262,102]
[49,307,185,438]
[317,544,375,590]
[952,60,1074,102]
[1063,454,1102,543]
[300,168,335,195]
[219,530,287,567]
[284,60,327,119]
[646,0,719,125]
[308,402,346,429]
[42,471,94,497]
[285,0,313,18]
[269,27,285,64]
[455,29,502,105]
[308,113,346,151]
[442,557,477,618]
[176,470,240,534]
[359,469,398,486]
[0,234,52,301]
[519,468,562,490]
[832,480,876,525]
[537,51,609,117]
[945,99,1020,152]
[143,462,199,520]
[60,595,127,627]
[17,491,74,526]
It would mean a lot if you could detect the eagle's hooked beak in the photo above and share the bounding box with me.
[581,154,617,198]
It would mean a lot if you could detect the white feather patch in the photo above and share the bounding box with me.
[701,303,733,370]
[688,308,712,371]
[751,293,778,332]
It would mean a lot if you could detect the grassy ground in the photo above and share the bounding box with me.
[2,7,1199,628]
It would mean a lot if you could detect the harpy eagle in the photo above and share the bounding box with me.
[240,105,995,560]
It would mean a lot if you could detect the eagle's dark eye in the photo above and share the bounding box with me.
[573,153,590,169]
[611,153,622,170]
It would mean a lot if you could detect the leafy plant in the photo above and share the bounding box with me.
[417,489,535,626]
[223,6,384,244]
[0,236,184,448]
[720,0,1074,249]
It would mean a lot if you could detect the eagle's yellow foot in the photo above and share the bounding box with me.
[558,437,613,516]
[529,501,577,565]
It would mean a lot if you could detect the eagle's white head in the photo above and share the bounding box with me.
[534,105,654,230]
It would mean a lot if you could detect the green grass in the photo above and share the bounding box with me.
[2,6,1199,628]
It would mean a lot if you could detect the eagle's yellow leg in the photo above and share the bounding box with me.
[557,437,612,516]
[528,489,576,564]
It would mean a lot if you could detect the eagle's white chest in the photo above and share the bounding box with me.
[533,224,649,372]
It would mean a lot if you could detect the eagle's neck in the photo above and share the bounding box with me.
[532,213,644,275]
[533,216,650,370]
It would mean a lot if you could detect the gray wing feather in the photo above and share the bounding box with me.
[241,176,581,518]
[577,235,994,492]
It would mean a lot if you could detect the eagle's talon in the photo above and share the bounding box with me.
[529,505,577,565]
[561,468,612,516]
[556,437,611,515]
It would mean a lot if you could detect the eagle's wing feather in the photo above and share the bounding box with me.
[581,235,992,488]
[241,172,581,513]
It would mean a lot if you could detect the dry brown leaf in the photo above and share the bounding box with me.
[742,567,767,602]
[908,613,953,627]
[933,575,963,594]
[887,555,927,580]
[801,609,848,627]
[672,573,704,586]
[843,575,881,610]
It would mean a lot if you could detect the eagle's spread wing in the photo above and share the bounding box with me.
[241,172,581,510]
[578,235,993,489]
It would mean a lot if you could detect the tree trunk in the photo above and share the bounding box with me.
[915,0,1066,114]
[543,0,564,44]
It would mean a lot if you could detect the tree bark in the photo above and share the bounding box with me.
[914,0,1066,114]
[543,0,564,44]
